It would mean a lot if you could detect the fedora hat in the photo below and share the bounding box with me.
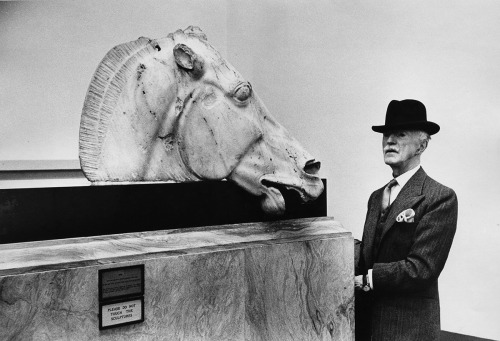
[372,99,440,135]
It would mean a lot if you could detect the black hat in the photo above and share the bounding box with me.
[372,99,440,135]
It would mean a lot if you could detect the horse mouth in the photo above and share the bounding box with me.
[262,179,309,202]
[261,173,323,199]
[259,174,324,215]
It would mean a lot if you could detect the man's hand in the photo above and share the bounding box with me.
[355,275,371,292]
[355,275,364,290]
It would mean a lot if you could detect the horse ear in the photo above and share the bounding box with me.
[173,44,194,69]
[173,44,203,76]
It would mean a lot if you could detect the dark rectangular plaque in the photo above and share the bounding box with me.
[99,264,144,301]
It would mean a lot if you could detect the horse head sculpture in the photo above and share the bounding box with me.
[79,26,323,215]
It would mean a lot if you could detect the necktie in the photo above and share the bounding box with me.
[373,178,398,258]
[380,179,398,218]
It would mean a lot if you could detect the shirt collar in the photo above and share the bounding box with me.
[394,164,421,188]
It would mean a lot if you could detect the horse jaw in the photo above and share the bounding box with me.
[229,137,324,216]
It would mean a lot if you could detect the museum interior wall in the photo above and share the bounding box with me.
[1,0,499,339]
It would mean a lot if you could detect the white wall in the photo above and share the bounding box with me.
[1,1,500,339]
[0,0,228,161]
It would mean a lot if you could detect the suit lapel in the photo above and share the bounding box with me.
[377,167,427,246]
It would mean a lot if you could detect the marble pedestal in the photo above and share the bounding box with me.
[0,217,354,340]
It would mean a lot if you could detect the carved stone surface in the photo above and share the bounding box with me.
[79,26,323,215]
[0,217,354,340]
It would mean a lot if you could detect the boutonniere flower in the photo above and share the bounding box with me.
[396,208,415,223]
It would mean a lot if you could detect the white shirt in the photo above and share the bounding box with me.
[368,164,421,289]
[389,165,421,205]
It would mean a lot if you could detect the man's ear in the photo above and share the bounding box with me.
[416,140,428,155]
[173,44,204,77]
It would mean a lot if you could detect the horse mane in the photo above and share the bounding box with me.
[79,37,159,179]
[79,27,207,180]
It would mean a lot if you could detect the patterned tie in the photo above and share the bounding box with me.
[373,178,399,259]
[380,179,398,219]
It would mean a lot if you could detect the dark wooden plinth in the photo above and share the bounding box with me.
[0,180,326,244]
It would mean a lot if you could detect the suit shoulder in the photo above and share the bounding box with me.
[423,174,457,199]
[369,186,384,199]
[366,186,384,208]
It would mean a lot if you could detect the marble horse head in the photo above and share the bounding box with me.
[79,26,323,215]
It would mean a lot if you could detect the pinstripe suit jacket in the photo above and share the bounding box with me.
[355,167,458,341]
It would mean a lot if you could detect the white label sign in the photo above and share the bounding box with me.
[101,299,143,328]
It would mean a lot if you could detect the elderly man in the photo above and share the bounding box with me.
[354,99,458,341]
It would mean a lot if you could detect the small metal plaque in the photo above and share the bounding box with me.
[99,264,144,301]
[98,264,145,330]
[99,297,144,329]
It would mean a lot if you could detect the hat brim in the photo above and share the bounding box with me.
[372,121,440,135]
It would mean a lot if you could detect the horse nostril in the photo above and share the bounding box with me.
[304,159,321,175]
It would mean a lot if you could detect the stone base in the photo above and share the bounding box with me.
[0,217,354,340]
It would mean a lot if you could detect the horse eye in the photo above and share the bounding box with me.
[233,83,252,102]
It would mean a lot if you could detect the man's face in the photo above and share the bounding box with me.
[382,130,421,170]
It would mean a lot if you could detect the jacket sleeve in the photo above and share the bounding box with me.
[355,192,376,276]
[372,186,458,293]
[354,238,362,276]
